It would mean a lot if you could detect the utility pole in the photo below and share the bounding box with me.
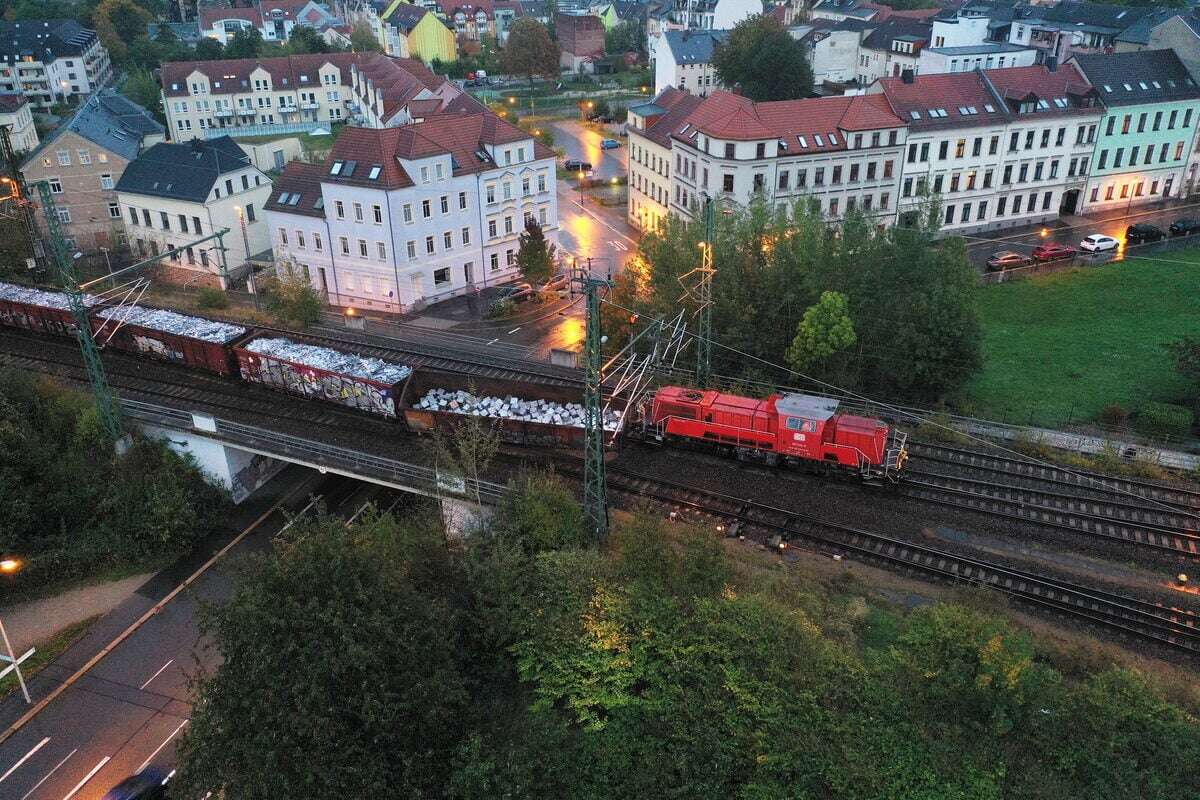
[0,126,45,277]
[35,181,129,451]
[694,199,715,386]
[579,269,612,542]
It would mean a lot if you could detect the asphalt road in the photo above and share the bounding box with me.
[965,198,1200,271]
[0,469,400,800]
[549,119,628,181]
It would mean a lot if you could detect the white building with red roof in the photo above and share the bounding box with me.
[200,0,339,45]
[265,109,557,312]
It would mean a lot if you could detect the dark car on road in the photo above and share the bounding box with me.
[1125,223,1165,244]
[1169,218,1200,236]
[102,770,168,800]
[1031,242,1076,262]
[563,159,593,173]
[986,250,1033,271]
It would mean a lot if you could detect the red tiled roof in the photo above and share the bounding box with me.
[160,53,370,98]
[634,86,704,147]
[264,160,328,217]
[877,71,1007,129]
[199,7,260,29]
[353,56,455,121]
[436,0,496,19]
[982,63,1096,105]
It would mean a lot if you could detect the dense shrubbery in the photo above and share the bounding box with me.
[176,472,1200,799]
[1135,400,1194,440]
[0,371,227,596]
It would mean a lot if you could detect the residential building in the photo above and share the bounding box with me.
[627,87,907,230]
[115,137,273,288]
[557,13,606,72]
[428,0,501,41]
[796,21,867,87]
[349,55,478,128]
[264,110,558,312]
[810,0,882,25]
[0,20,113,110]
[652,29,728,96]
[1000,3,1155,62]
[854,17,930,85]
[1114,11,1200,85]
[918,43,1037,76]
[200,0,340,45]
[873,65,1103,233]
[341,0,458,63]
[0,94,38,154]
[1069,49,1200,212]
[21,89,164,252]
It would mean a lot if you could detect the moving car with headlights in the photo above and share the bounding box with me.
[1079,234,1119,253]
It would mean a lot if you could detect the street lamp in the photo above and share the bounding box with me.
[0,557,31,703]
[100,246,113,289]
[235,206,260,311]
[578,168,586,208]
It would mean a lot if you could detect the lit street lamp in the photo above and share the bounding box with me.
[0,557,32,703]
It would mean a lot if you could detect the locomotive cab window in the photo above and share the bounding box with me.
[785,417,817,433]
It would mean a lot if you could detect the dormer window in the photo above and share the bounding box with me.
[330,160,344,175]
[368,165,382,180]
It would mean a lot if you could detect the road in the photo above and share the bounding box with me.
[548,118,627,181]
[0,469,397,800]
[964,197,1200,271]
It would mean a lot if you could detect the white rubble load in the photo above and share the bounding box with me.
[94,305,246,343]
[415,388,622,431]
[245,337,412,384]
[0,281,96,309]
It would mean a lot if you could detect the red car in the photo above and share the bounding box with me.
[1032,242,1076,262]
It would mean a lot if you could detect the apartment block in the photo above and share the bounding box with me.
[265,110,557,313]
[0,20,113,110]
[0,94,38,154]
[199,0,339,45]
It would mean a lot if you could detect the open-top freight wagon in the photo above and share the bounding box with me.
[91,305,247,376]
[0,282,91,336]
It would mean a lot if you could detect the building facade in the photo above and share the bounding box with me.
[21,90,164,252]
[265,111,558,312]
[349,55,476,128]
[0,20,113,110]
[115,137,273,288]
[200,1,340,45]
[1069,50,1200,213]
[341,0,458,64]
[0,94,38,154]
[652,29,728,97]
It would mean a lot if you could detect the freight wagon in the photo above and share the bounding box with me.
[91,306,247,376]
[400,369,624,449]
[0,282,89,337]
[233,332,413,419]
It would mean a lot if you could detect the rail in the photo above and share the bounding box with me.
[121,399,509,505]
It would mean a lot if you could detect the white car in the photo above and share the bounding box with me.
[1079,234,1119,253]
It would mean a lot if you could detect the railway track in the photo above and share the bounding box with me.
[908,441,1200,511]
[600,466,1200,657]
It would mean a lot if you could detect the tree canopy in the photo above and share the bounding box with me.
[713,15,813,101]
[500,19,560,87]
[516,219,557,286]
[350,23,382,53]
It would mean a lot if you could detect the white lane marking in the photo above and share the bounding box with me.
[20,749,75,800]
[135,719,188,775]
[0,737,49,783]
[162,769,176,785]
[507,327,521,334]
[139,659,174,691]
[486,338,499,345]
[60,755,109,800]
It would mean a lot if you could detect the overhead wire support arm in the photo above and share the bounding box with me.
[579,275,613,543]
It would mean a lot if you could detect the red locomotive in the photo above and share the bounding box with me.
[646,386,908,480]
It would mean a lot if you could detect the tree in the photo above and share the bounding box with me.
[713,15,813,101]
[224,27,264,60]
[120,68,165,124]
[786,290,856,381]
[92,0,154,64]
[1166,335,1200,385]
[500,19,560,92]
[175,510,472,799]
[285,25,331,55]
[516,218,557,286]
[193,37,226,61]
[424,397,501,526]
[350,22,382,53]
[265,261,323,327]
[606,19,644,55]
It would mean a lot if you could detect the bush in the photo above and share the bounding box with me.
[1134,401,1194,440]
[196,287,230,309]
[487,297,515,318]
[1098,403,1128,428]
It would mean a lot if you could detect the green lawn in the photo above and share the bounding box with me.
[962,252,1200,427]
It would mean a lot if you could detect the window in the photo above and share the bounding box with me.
[920,143,929,161]
[441,195,450,214]
[1105,186,1114,201]
[1018,164,1028,183]
[902,177,913,197]
[1114,148,1124,169]
[48,177,62,194]
[377,242,387,260]
[421,166,429,183]
[128,207,138,225]
[938,141,949,160]
[829,198,838,216]
[972,138,982,157]
[160,211,170,230]
[944,204,954,225]
[1176,141,1186,160]
[1034,163,1044,181]
[1169,110,1179,129]
[504,216,513,234]
[997,196,1007,216]
[279,228,289,246]
[960,203,971,223]
[1120,184,1130,200]
[506,249,515,267]
[56,150,70,166]
[99,173,114,190]
[434,267,450,286]
[1105,117,1115,136]
[814,168,824,186]
[724,143,735,158]
[955,139,965,158]
[461,226,471,246]
[832,166,843,184]
[756,142,766,159]
[97,153,107,164]
[108,201,119,218]
[246,204,256,222]
[778,171,790,190]
[422,199,431,218]
[1089,187,1098,203]
[459,191,468,209]
[314,233,323,251]
[977,201,987,221]
[373,205,382,224]
[1024,131,1034,150]
[1056,127,1065,146]
[1097,150,1108,170]
[1012,195,1022,214]
[1040,129,1050,148]
[1042,191,1052,211]
[407,240,417,259]
[490,253,499,271]
[353,202,363,222]
[1121,115,1131,134]
[426,236,435,254]
[335,200,345,219]
[989,136,999,155]
[297,231,306,249]
[722,174,734,192]
[880,192,889,210]
[403,204,413,223]
[241,175,249,190]
[933,175,944,193]
[443,231,453,249]
[1009,132,1019,152]
[436,163,444,179]
[907,143,918,163]
[339,236,350,255]
[849,164,860,182]
[486,185,495,204]
[883,160,893,179]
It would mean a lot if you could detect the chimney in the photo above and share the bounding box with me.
[1046,55,1058,72]
[901,68,914,84]
[191,137,205,153]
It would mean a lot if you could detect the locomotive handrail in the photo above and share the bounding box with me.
[121,399,509,505]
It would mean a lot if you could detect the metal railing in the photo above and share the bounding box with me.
[121,399,509,504]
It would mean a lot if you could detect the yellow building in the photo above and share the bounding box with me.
[383,1,457,64]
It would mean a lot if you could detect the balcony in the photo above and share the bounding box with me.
[215,109,234,117]
[300,101,319,110]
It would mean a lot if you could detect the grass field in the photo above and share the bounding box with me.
[961,252,1200,428]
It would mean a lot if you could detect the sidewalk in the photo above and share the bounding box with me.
[0,573,154,654]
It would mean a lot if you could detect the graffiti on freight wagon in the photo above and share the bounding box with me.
[0,306,77,336]
[239,355,397,417]
[133,334,185,363]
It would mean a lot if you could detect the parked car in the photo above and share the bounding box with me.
[1079,234,1120,253]
[102,770,168,800]
[1125,223,1165,244]
[600,138,621,150]
[500,282,535,302]
[1031,242,1076,262]
[563,158,593,173]
[986,250,1033,271]
[540,272,570,293]
[1169,217,1200,236]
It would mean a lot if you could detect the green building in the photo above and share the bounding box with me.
[1070,49,1200,212]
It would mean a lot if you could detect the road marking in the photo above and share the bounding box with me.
[139,659,174,691]
[136,719,188,775]
[486,338,499,345]
[0,737,49,783]
[0,480,314,748]
[60,755,109,800]
[507,327,521,334]
[163,768,175,784]
[609,240,628,251]
[20,749,74,800]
